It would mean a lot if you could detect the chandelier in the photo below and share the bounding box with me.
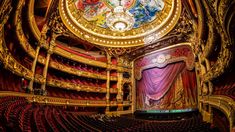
[106,0,135,32]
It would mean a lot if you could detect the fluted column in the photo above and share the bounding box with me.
[28,45,41,91]
[105,54,111,112]
[40,33,57,94]
[29,24,49,92]
[117,58,124,111]
[195,62,202,112]
[204,59,213,95]
[131,61,136,112]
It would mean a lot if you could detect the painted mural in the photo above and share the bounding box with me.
[74,0,164,28]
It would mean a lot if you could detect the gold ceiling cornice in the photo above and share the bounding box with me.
[59,0,182,47]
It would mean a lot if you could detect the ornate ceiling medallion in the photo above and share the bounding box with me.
[59,0,181,47]
[106,5,135,32]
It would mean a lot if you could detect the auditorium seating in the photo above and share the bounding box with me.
[0,96,217,132]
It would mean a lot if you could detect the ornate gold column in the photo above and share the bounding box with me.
[106,54,111,112]
[28,45,41,91]
[29,24,49,91]
[117,58,124,111]
[204,59,213,95]
[40,33,57,94]
[131,61,136,113]
[195,62,202,111]
[198,53,208,95]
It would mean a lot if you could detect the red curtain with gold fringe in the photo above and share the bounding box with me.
[137,61,197,110]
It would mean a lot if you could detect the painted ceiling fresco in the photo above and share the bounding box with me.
[74,0,165,28]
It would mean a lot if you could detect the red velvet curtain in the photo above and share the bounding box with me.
[181,69,197,104]
[138,62,185,100]
[137,61,197,110]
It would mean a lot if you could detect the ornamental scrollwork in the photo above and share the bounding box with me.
[0,0,12,25]
[104,47,135,57]
[48,10,70,36]
[0,28,33,80]
[201,0,233,82]
[201,0,219,59]
[14,0,36,58]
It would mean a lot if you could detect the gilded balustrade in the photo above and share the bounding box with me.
[0,91,108,107]
[49,60,109,80]
[0,28,33,80]
[45,77,110,93]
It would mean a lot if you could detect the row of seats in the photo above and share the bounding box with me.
[80,114,214,132]
[0,96,216,132]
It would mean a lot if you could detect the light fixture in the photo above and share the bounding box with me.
[106,0,135,32]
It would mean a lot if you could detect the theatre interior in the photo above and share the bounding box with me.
[0,0,234,131]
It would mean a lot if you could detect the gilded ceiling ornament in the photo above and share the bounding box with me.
[105,2,135,32]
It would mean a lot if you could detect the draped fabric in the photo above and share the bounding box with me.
[181,69,197,105]
[137,61,197,110]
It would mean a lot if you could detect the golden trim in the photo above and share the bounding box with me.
[0,91,107,107]
[105,110,132,115]
[0,28,33,80]
[28,0,41,40]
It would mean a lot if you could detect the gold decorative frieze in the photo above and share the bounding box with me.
[0,29,33,80]
[14,0,36,58]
